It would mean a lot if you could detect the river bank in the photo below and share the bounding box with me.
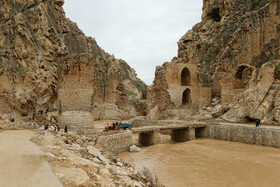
[0,130,62,187]
[0,122,156,187]
[120,139,280,187]
[2,119,280,186]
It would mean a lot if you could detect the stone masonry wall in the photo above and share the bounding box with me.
[132,119,203,127]
[95,131,133,153]
[58,64,94,112]
[201,124,280,148]
[0,0,147,123]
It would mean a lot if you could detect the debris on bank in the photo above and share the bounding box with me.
[31,130,160,187]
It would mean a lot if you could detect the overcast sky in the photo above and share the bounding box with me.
[63,0,203,85]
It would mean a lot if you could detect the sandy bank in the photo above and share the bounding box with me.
[0,130,62,187]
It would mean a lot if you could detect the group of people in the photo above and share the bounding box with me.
[44,123,68,133]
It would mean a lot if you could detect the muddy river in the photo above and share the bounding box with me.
[119,139,280,187]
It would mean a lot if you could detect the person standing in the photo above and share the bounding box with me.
[64,125,68,133]
[113,122,116,130]
[44,122,49,130]
[256,119,260,127]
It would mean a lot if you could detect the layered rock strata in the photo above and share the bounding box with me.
[148,0,280,124]
[0,0,147,128]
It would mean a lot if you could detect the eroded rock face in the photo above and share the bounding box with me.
[0,0,147,124]
[148,0,280,124]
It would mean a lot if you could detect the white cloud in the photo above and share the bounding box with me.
[63,0,203,84]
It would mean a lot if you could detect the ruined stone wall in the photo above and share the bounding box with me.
[0,0,147,123]
[95,131,133,153]
[202,124,280,148]
[148,61,212,120]
[0,76,12,118]
[58,64,94,112]
[165,63,202,108]
[199,87,212,107]
[148,0,280,124]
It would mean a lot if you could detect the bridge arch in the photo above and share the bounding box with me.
[182,88,191,105]
[181,67,191,86]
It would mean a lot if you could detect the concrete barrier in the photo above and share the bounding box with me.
[201,124,280,148]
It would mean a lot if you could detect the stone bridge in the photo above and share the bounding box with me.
[131,120,210,146]
[131,120,280,148]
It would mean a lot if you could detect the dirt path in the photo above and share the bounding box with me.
[0,130,63,187]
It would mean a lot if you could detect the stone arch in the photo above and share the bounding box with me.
[234,65,253,89]
[181,67,191,86]
[182,88,191,105]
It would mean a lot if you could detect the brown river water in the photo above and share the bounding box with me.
[119,139,280,187]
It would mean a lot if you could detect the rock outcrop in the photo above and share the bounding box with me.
[148,0,280,124]
[32,131,152,187]
[0,0,147,127]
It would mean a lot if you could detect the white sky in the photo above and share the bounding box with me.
[63,0,203,85]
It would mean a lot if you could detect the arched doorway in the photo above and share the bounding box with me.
[234,65,252,89]
[181,67,191,86]
[182,88,191,105]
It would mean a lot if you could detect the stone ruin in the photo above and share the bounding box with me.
[159,62,211,109]
[147,0,280,125]
[0,0,147,132]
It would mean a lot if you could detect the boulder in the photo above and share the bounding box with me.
[97,152,109,163]
[87,146,100,157]
[129,145,141,152]
[76,139,84,146]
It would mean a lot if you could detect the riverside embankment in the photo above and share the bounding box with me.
[0,130,63,187]
[120,121,280,186]
[119,139,280,187]
[132,120,280,148]
[200,123,280,148]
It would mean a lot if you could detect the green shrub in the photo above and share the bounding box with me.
[125,89,136,96]
[275,64,280,71]
[132,78,147,99]
[134,99,147,107]
[252,0,262,6]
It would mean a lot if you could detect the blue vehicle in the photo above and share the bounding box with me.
[104,122,133,131]
[119,123,133,130]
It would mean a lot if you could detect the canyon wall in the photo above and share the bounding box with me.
[0,0,147,127]
[148,0,280,124]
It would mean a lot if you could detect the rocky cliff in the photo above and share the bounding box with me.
[148,0,280,124]
[0,0,147,126]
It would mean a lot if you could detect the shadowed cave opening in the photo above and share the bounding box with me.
[209,8,221,22]
[181,67,191,86]
[182,88,192,105]
[244,116,256,123]
[234,66,252,89]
